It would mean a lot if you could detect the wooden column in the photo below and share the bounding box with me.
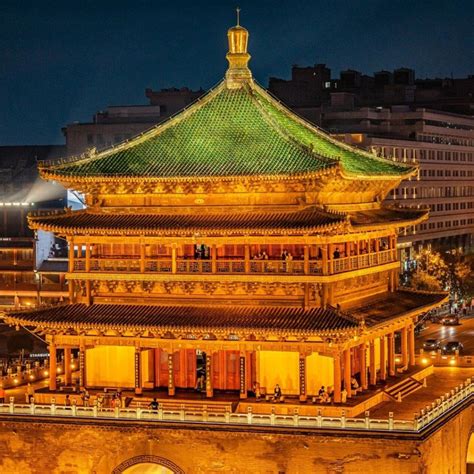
[244,245,250,273]
[369,341,377,385]
[328,244,334,274]
[79,342,86,389]
[135,348,142,395]
[303,245,309,274]
[168,353,175,396]
[171,246,177,274]
[401,326,408,369]
[333,353,342,403]
[49,343,57,391]
[64,347,72,386]
[206,353,213,398]
[321,247,329,275]
[321,284,329,308]
[345,241,350,259]
[408,324,416,367]
[380,336,387,381]
[68,239,75,303]
[388,333,395,376]
[388,270,396,292]
[343,349,351,398]
[211,245,217,273]
[299,353,307,402]
[85,243,91,272]
[140,242,146,273]
[359,343,367,389]
[239,351,247,399]
[85,281,92,306]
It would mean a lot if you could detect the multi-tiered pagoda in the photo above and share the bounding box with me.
[3,20,446,406]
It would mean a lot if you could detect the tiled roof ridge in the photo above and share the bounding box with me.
[39,80,227,171]
[246,84,337,168]
[2,303,360,337]
[254,81,416,176]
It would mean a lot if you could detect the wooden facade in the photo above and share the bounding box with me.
[2,21,447,405]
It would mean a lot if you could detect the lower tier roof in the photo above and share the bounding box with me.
[2,291,446,338]
[27,206,427,237]
[28,207,345,236]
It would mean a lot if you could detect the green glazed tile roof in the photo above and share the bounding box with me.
[44,81,414,179]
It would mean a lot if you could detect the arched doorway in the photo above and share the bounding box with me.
[122,464,172,474]
[112,455,185,474]
[467,432,474,474]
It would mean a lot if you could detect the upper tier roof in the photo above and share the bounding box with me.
[40,24,414,182]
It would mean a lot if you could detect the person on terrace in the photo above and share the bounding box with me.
[273,384,282,402]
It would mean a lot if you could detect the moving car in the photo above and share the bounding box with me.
[442,341,464,355]
[441,316,460,326]
[423,339,440,351]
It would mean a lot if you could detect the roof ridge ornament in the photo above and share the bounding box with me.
[225,9,253,88]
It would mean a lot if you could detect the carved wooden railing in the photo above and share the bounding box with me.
[330,249,396,274]
[72,250,395,276]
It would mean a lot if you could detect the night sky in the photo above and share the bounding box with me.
[1,0,472,145]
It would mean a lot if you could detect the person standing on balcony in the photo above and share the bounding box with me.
[286,252,293,272]
[333,248,340,259]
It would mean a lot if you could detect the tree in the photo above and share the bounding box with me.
[410,271,443,292]
[414,248,449,289]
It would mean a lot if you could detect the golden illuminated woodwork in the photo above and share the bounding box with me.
[388,333,395,376]
[380,336,387,381]
[49,343,57,391]
[2,20,446,404]
[359,343,368,389]
[64,347,72,386]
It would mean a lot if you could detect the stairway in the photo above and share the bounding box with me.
[384,377,423,402]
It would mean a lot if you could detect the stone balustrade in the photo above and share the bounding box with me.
[1,377,471,433]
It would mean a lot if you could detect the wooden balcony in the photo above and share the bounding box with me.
[72,249,395,277]
[330,249,396,274]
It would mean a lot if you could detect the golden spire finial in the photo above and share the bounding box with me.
[226,10,252,88]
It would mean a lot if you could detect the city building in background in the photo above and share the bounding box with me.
[5,22,446,412]
[0,146,68,309]
[269,66,474,257]
[269,64,474,115]
[63,87,204,156]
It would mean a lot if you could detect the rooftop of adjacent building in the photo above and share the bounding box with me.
[269,64,474,117]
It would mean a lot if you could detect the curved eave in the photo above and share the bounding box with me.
[252,82,416,178]
[38,164,340,187]
[1,313,359,340]
[27,216,347,238]
[349,210,429,232]
[339,166,417,182]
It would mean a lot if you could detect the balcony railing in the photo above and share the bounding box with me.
[72,249,396,277]
[0,377,471,432]
[330,249,395,274]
